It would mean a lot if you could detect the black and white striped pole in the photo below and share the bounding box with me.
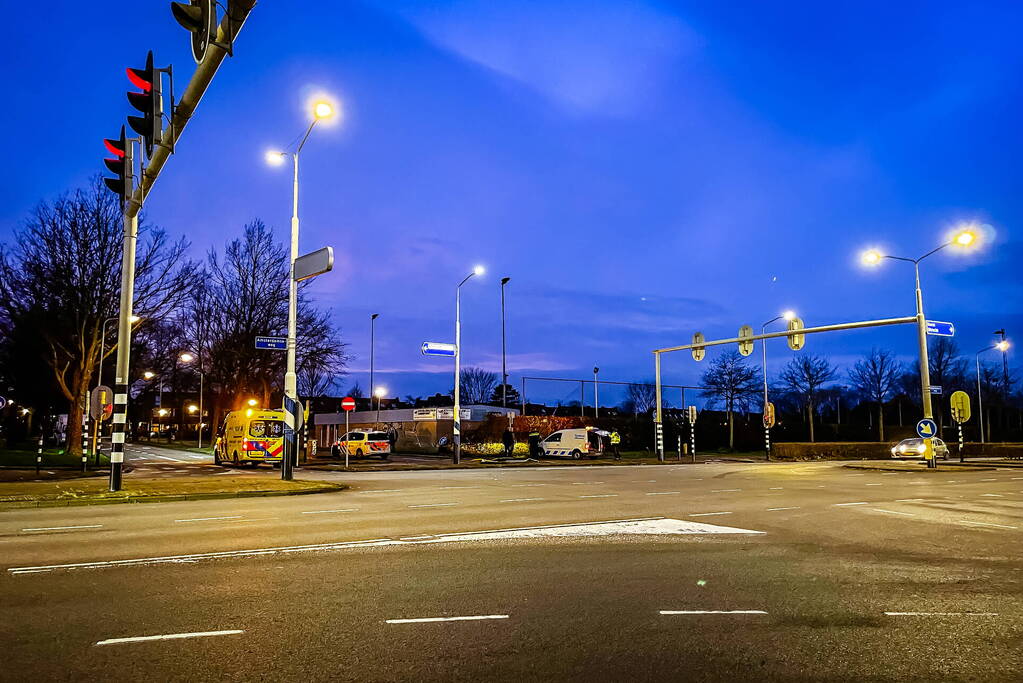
[654,351,664,461]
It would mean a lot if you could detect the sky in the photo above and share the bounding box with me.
[2,1,1021,408]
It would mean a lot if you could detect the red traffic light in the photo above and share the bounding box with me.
[102,126,130,200]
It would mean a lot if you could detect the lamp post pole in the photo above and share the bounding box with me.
[370,313,379,405]
[593,366,599,420]
[453,267,483,464]
[761,314,790,461]
[976,341,1011,444]
[501,278,510,408]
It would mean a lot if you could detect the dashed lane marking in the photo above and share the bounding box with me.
[957,520,1018,530]
[646,491,680,496]
[766,507,800,511]
[660,610,767,616]
[711,489,741,493]
[834,502,869,507]
[408,503,458,509]
[22,525,103,532]
[579,494,618,498]
[690,512,732,517]
[498,498,544,503]
[174,516,242,523]
[301,508,359,515]
[386,615,508,624]
[884,612,998,617]
[896,499,924,503]
[871,509,915,516]
[96,630,244,646]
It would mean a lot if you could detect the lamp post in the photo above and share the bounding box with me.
[861,227,978,467]
[370,313,379,404]
[178,352,204,448]
[374,386,386,423]
[593,366,599,419]
[454,265,485,464]
[976,340,1010,443]
[761,310,796,461]
[500,277,510,408]
[267,98,336,481]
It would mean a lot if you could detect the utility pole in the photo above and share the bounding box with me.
[593,366,599,420]
[370,313,379,402]
[501,278,510,408]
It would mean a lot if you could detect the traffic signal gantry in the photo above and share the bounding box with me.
[100,0,258,491]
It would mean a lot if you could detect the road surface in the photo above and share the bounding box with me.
[3,461,1021,680]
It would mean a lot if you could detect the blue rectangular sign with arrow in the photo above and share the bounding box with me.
[925,320,955,337]
[422,342,456,357]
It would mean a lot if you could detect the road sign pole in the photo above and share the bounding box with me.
[654,352,663,461]
[345,410,349,468]
[958,422,964,463]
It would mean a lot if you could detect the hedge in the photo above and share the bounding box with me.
[771,442,893,460]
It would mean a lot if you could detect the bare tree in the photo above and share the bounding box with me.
[0,179,197,455]
[458,367,499,405]
[778,354,837,442]
[848,348,900,441]
[700,350,761,449]
[624,381,657,414]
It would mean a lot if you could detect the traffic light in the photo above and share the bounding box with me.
[126,51,162,158]
[171,0,217,63]
[103,126,131,203]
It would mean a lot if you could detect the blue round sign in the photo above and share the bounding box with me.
[916,418,938,439]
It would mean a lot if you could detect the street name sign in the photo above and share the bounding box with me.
[413,408,437,421]
[293,246,334,282]
[949,390,971,423]
[916,418,938,439]
[925,320,955,336]
[255,336,287,350]
[929,385,942,395]
[422,342,456,357]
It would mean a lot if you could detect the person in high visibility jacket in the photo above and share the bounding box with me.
[610,431,621,460]
[528,430,542,458]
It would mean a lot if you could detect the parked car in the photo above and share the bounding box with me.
[540,428,608,459]
[890,437,949,460]
[331,431,391,459]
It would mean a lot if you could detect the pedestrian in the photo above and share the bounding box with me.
[528,429,542,459]
[610,430,621,460]
[502,428,515,457]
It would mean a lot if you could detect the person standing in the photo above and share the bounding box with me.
[610,430,621,460]
[528,429,542,458]
[502,428,515,457]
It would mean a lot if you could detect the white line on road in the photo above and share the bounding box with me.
[766,507,800,511]
[981,494,1004,497]
[408,503,459,509]
[301,508,359,515]
[174,516,243,523]
[895,499,924,503]
[871,509,915,516]
[646,492,680,496]
[884,612,997,617]
[957,520,1018,529]
[22,525,103,532]
[834,502,869,507]
[711,489,741,493]
[572,482,605,485]
[768,487,784,490]
[398,535,433,541]
[980,478,997,482]
[690,512,732,517]
[660,610,767,615]
[510,484,547,487]
[96,630,244,646]
[865,483,883,486]
[386,615,509,624]
[499,498,544,503]
[1011,477,1023,480]
[579,494,618,498]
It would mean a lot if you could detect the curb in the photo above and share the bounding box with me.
[0,483,346,510]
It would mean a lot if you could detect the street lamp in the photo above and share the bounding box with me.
[761,309,796,461]
[374,386,387,422]
[179,351,204,448]
[370,313,379,404]
[247,398,258,407]
[593,366,600,419]
[976,340,1010,443]
[500,277,511,408]
[267,95,338,481]
[861,226,979,466]
[453,265,484,464]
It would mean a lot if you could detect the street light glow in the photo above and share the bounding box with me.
[188,404,198,413]
[143,371,155,380]
[953,230,976,247]
[860,249,883,266]
[129,315,141,323]
[247,398,258,407]
[265,150,286,166]
[473,265,485,276]
[782,310,796,321]
[996,340,1010,352]
[179,352,194,363]
[374,386,387,398]
[158,409,168,417]
[313,101,334,119]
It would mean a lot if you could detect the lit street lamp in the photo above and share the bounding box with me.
[370,313,379,403]
[454,265,484,464]
[761,310,796,461]
[266,96,337,481]
[861,226,978,466]
[976,340,1010,443]
[179,351,204,448]
[593,366,599,419]
[374,386,387,422]
[500,277,510,408]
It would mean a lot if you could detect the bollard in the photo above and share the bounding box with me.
[36,434,43,475]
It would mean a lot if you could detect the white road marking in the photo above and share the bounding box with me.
[386,615,508,624]
[579,494,618,498]
[712,489,741,493]
[981,478,997,482]
[768,487,784,490]
[364,489,402,493]
[834,502,869,507]
[981,494,1004,497]
[957,520,1018,529]
[871,509,915,516]
[572,482,605,485]
[96,630,244,646]
[174,516,242,523]
[499,498,544,503]
[398,535,433,541]
[646,491,680,496]
[439,486,477,490]
[865,483,883,486]
[896,499,924,503]
[690,512,732,517]
[510,484,546,487]
[947,480,958,483]
[884,612,997,617]
[408,503,458,509]
[660,610,767,615]
[22,525,103,532]
[1011,477,1023,480]
[766,507,800,511]
[301,508,359,515]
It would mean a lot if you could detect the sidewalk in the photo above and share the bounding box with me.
[0,475,345,510]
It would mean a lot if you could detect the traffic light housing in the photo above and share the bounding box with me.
[103,126,131,203]
[171,0,217,63]
[127,51,162,158]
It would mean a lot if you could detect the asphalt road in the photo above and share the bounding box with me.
[3,461,1022,681]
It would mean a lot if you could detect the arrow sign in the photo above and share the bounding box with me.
[916,418,938,439]
[925,320,955,336]
[422,342,456,357]
[255,336,287,350]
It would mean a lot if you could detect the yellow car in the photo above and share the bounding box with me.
[331,430,391,459]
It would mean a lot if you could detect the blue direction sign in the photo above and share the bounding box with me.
[255,336,287,350]
[916,418,938,439]
[929,385,942,395]
[925,320,955,337]
[421,341,456,357]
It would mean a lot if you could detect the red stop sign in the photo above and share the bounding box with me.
[341,397,356,412]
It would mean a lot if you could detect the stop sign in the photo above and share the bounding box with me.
[341,397,356,412]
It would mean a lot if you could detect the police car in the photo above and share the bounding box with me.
[540,428,608,459]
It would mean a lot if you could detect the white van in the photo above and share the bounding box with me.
[541,428,607,459]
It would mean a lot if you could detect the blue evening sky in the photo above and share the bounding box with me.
[2,1,1021,406]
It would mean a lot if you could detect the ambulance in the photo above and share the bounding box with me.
[540,427,608,459]
[214,408,287,467]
